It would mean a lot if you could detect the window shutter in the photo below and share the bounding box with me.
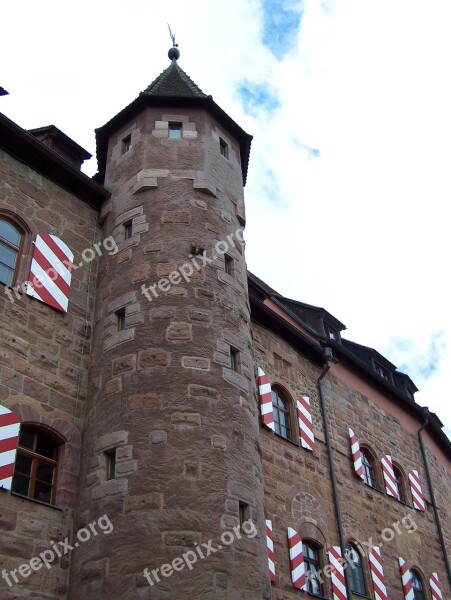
[258,369,274,431]
[381,455,399,499]
[429,572,443,600]
[0,405,21,491]
[287,527,306,590]
[328,546,348,600]
[398,557,414,600]
[297,396,315,451]
[26,233,74,313]
[408,470,426,511]
[266,519,276,582]
[348,428,364,479]
[369,547,388,600]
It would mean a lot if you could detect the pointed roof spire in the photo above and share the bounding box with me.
[141,62,208,99]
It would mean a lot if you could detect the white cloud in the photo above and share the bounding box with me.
[1,0,450,437]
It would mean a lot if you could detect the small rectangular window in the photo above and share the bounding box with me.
[224,254,234,277]
[105,449,116,480]
[121,134,131,154]
[239,502,251,531]
[116,308,126,332]
[230,347,240,372]
[220,137,229,158]
[124,220,133,240]
[168,122,182,139]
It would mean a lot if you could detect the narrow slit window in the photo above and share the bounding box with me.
[220,137,229,158]
[230,347,240,372]
[124,220,133,240]
[168,122,182,139]
[116,308,126,332]
[105,449,116,480]
[224,254,234,276]
[121,134,131,154]
[239,502,251,531]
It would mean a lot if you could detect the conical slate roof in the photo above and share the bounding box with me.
[141,61,208,99]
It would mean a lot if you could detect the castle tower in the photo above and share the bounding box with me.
[68,48,270,599]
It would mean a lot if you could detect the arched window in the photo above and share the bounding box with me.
[345,543,366,595]
[302,541,324,596]
[11,426,60,505]
[0,218,22,286]
[393,464,406,503]
[410,570,426,600]
[361,449,376,488]
[271,387,292,440]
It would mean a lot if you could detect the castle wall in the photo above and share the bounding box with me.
[0,148,100,598]
[253,320,451,599]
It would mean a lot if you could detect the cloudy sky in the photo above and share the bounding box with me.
[2,0,450,439]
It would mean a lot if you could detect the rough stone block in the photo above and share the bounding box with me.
[171,412,201,427]
[103,376,122,396]
[166,322,192,341]
[124,492,163,512]
[182,356,210,371]
[128,393,162,410]
[138,349,171,369]
[149,430,167,444]
[188,384,218,399]
[161,211,191,225]
[112,354,136,376]
[94,430,128,452]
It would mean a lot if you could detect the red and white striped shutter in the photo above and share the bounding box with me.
[408,470,426,511]
[369,547,388,600]
[429,572,443,600]
[287,527,306,590]
[297,396,315,451]
[258,369,274,431]
[328,546,348,600]
[0,405,21,490]
[348,428,364,480]
[399,557,414,600]
[381,455,399,499]
[266,520,276,582]
[26,234,74,313]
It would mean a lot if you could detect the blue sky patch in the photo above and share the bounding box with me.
[237,82,280,116]
[261,0,304,59]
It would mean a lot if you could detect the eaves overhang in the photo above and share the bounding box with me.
[0,112,109,209]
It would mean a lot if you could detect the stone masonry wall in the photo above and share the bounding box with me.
[254,318,451,600]
[68,107,269,600]
[0,148,100,599]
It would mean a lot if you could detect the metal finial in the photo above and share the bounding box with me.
[167,23,180,61]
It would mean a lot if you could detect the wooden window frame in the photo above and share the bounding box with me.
[302,540,324,597]
[219,137,229,158]
[271,386,293,442]
[121,134,132,154]
[0,213,32,288]
[344,543,367,596]
[12,426,60,505]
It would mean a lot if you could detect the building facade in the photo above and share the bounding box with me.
[0,49,450,600]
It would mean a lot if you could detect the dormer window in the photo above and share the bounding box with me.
[374,362,392,382]
[325,323,339,341]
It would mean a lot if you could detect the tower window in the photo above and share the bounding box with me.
[11,426,60,505]
[230,347,240,372]
[121,134,132,154]
[224,254,234,276]
[105,449,116,480]
[168,122,182,139]
[239,502,251,531]
[116,308,126,332]
[0,219,22,287]
[124,220,133,240]
[219,137,229,158]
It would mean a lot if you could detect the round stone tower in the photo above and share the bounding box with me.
[68,50,270,599]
